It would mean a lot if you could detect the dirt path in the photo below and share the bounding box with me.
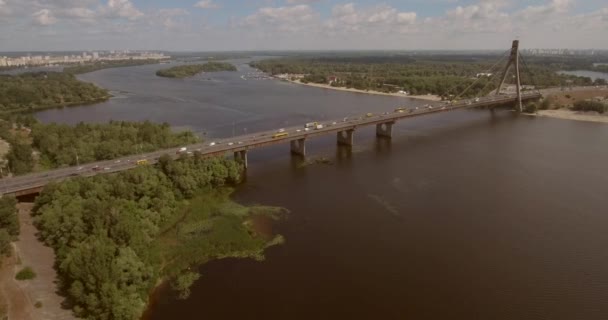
[0,203,76,320]
[0,249,34,320]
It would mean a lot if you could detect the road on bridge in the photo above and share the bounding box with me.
[0,93,541,195]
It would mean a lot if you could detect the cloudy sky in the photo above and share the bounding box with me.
[0,0,607,51]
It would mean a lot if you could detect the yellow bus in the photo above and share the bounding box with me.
[272,132,289,139]
[136,159,148,165]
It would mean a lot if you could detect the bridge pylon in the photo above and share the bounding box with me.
[495,40,523,112]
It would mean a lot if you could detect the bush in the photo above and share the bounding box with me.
[0,229,11,256]
[565,94,571,99]
[524,103,538,113]
[539,99,551,110]
[15,266,36,280]
[34,301,42,308]
[571,100,607,114]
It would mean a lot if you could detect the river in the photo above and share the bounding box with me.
[558,70,608,82]
[35,61,608,320]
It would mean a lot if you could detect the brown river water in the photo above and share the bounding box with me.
[35,60,608,320]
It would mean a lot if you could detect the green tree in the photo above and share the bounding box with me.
[0,197,18,237]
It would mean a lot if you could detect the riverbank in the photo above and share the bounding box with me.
[534,109,608,124]
[284,79,442,102]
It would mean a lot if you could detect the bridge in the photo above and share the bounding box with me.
[1,41,542,196]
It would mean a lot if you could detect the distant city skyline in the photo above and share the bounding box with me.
[1,0,607,51]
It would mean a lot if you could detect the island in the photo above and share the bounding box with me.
[156,62,237,78]
[251,55,604,100]
[0,72,110,114]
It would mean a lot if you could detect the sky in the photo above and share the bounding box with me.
[0,0,607,51]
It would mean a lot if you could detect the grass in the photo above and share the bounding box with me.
[15,266,36,280]
[157,188,286,278]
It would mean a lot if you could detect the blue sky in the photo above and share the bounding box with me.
[0,0,607,50]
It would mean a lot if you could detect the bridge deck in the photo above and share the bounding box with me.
[0,93,541,195]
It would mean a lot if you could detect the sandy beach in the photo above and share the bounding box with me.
[535,109,608,124]
[283,79,442,102]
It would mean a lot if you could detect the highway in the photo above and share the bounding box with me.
[0,92,541,196]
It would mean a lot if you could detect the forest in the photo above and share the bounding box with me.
[32,154,284,320]
[63,59,165,74]
[156,62,237,78]
[251,55,603,98]
[0,119,198,175]
[0,72,110,114]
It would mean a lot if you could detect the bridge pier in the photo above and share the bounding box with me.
[290,138,306,156]
[376,121,395,139]
[337,129,354,146]
[233,150,248,169]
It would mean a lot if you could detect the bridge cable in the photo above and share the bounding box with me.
[518,53,542,95]
[451,50,511,101]
[438,48,511,101]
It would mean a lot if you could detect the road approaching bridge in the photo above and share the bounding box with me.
[0,93,540,196]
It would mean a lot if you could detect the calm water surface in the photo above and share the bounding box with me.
[35,62,608,320]
[558,70,608,82]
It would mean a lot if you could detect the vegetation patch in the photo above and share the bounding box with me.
[0,72,110,114]
[156,62,237,78]
[0,119,198,175]
[571,100,607,114]
[15,267,36,280]
[32,155,285,320]
[0,197,18,261]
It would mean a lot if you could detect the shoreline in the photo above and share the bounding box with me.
[533,109,608,124]
[282,78,442,102]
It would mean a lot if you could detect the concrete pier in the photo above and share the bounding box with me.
[233,150,248,169]
[376,121,395,138]
[337,129,354,146]
[290,138,306,156]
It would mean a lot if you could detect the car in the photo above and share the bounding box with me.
[366,113,373,117]
[296,129,301,132]
[103,167,110,170]
[209,142,216,146]
[382,112,389,115]
[332,122,337,125]
[187,151,193,154]
[278,128,285,133]
[114,160,121,163]
[428,106,433,109]
[441,106,446,110]
[77,166,84,170]
[237,141,243,144]
[304,128,310,131]
[228,142,234,146]
[92,166,101,171]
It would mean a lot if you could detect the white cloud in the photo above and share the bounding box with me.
[194,0,220,9]
[286,0,322,4]
[325,3,417,33]
[32,9,57,25]
[102,0,143,20]
[63,7,96,20]
[241,5,319,32]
